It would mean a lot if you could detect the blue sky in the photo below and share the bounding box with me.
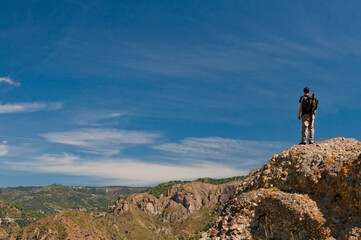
[1,0,361,187]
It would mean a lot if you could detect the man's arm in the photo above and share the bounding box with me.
[298,102,302,120]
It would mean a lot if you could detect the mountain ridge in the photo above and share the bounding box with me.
[18,179,244,239]
[0,185,147,216]
[0,177,244,239]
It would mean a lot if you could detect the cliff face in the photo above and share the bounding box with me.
[203,138,361,240]
[110,181,240,223]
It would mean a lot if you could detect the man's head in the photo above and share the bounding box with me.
[303,87,310,95]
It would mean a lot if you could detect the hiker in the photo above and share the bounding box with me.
[298,87,319,145]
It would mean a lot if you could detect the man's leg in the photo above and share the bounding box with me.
[301,114,309,144]
[308,114,315,144]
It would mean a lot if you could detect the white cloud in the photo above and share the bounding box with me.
[0,136,288,186]
[0,141,9,157]
[153,137,290,165]
[6,153,243,186]
[0,102,63,114]
[40,128,159,156]
[41,128,158,146]
[0,77,20,87]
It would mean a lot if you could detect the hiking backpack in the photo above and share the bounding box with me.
[304,94,319,114]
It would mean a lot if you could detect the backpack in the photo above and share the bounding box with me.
[303,94,319,114]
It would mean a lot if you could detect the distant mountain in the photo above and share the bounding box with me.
[0,184,146,216]
[17,177,245,239]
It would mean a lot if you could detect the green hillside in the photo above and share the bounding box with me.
[0,198,41,239]
[0,184,146,217]
[0,176,247,239]
[141,176,246,198]
[19,177,246,240]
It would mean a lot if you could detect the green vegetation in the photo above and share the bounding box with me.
[141,180,184,198]
[0,184,146,216]
[20,210,109,240]
[0,198,40,220]
[193,176,246,185]
[0,198,41,239]
[141,176,245,198]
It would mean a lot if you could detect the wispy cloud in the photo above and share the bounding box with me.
[0,102,63,114]
[40,128,159,156]
[153,137,291,167]
[0,141,9,157]
[41,128,158,146]
[72,111,128,126]
[6,153,243,186]
[36,28,329,79]
[117,34,334,77]
[0,77,21,87]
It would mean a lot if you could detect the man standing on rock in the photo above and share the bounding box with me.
[298,87,319,145]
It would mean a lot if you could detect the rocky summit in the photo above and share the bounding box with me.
[202,137,361,240]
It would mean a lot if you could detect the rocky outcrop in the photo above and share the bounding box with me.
[204,189,331,239]
[110,181,241,222]
[203,138,361,239]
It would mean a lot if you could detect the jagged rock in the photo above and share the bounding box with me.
[239,138,361,201]
[168,182,232,213]
[203,189,332,239]
[203,138,361,240]
[110,181,240,222]
[129,193,164,215]
[109,198,129,215]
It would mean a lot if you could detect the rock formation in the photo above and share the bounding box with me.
[110,181,240,222]
[202,138,361,240]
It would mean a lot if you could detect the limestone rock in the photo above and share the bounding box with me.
[203,138,361,240]
[110,181,240,222]
[203,189,332,239]
[109,198,129,215]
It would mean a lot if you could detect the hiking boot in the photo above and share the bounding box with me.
[298,142,307,145]
[309,142,314,145]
